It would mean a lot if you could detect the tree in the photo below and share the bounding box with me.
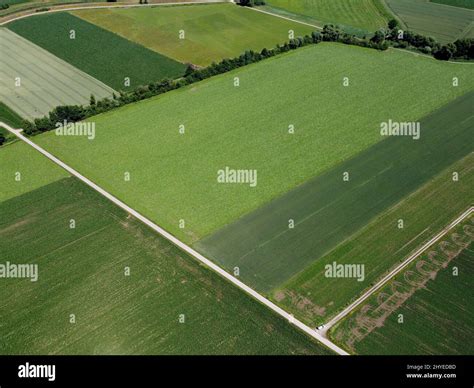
[49,105,86,125]
[184,63,196,77]
[453,38,473,58]
[311,31,322,43]
[322,25,340,42]
[371,30,385,44]
[388,19,399,30]
[22,120,36,135]
[0,133,5,146]
[90,94,96,106]
[433,44,455,61]
[33,117,52,132]
[238,0,265,6]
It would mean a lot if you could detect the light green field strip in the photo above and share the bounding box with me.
[278,152,474,326]
[196,92,474,292]
[0,140,331,354]
[0,140,67,203]
[0,28,114,119]
[36,44,474,246]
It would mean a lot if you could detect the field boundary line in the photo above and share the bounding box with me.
[0,0,230,26]
[1,121,348,356]
[456,20,474,41]
[379,0,406,29]
[243,5,322,30]
[322,205,474,334]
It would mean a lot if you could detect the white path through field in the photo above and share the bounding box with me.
[1,121,349,356]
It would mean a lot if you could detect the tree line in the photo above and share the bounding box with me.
[382,19,473,61]
[19,20,473,137]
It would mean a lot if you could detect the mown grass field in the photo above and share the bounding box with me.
[0,140,67,202]
[385,0,474,43]
[278,150,474,327]
[36,44,474,247]
[8,12,185,91]
[73,3,314,66]
[0,102,23,128]
[331,220,474,355]
[431,0,474,10]
[0,175,330,355]
[0,28,113,119]
[265,0,390,32]
[197,92,474,291]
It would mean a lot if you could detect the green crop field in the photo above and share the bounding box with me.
[431,0,474,10]
[331,219,474,355]
[265,0,391,32]
[278,151,474,327]
[0,173,330,355]
[36,43,473,251]
[0,28,113,119]
[0,140,67,202]
[0,0,103,17]
[73,3,314,67]
[0,102,23,128]
[0,0,29,5]
[197,92,474,291]
[7,12,186,91]
[385,0,474,43]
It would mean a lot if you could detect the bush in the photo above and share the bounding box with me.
[395,41,408,49]
[433,45,454,61]
[237,0,265,6]
[311,31,322,43]
[453,38,474,59]
[370,30,385,44]
[388,19,399,30]
[420,46,432,54]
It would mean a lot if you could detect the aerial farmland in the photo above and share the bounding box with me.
[0,0,472,384]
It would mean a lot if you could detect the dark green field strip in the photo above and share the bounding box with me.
[333,233,474,355]
[196,91,474,292]
[7,12,186,91]
[0,177,330,355]
[280,152,473,326]
[0,102,23,128]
